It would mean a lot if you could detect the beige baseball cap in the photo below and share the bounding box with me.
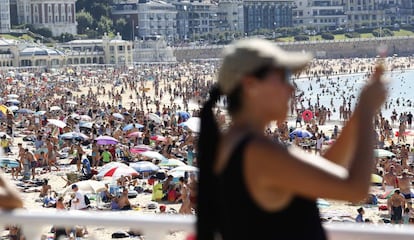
[217,38,313,95]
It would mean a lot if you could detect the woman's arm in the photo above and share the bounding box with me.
[247,65,387,203]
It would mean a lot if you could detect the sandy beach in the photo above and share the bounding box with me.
[1,56,414,239]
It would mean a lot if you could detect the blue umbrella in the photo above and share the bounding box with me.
[289,129,313,139]
[60,132,89,141]
[122,123,144,131]
[79,121,93,129]
[130,161,159,173]
[17,108,35,114]
[0,158,19,168]
[176,111,190,120]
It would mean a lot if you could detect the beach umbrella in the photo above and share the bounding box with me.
[0,105,11,115]
[179,117,200,133]
[130,161,160,173]
[66,100,78,105]
[96,135,119,145]
[17,108,35,114]
[159,158,186,167]
[8,105,18,112]
[79,115,92,121]
[138,151,168,161]
[150,135,167,142]
[6,99,20,105]
[176,111,191,120]
[47,119,67,128]
[96,165,139,179]
[63,180,106,194]
[79,121,94,129]
[395,131,414,137]
[50,106,61,111]
[112,113,124,120]
[371,173,383,184]
[0,158,19,168]
[7,94,19,99]
[289,128,313,139]
[34,111,47,116]
[60,132,89,141]
[122,123,144,131]
[148,113,162,124]
[169,165,198,173]
[127,131,143,138]
[374,149,395,158]
[97,162,127,175]
[130,145,152,154]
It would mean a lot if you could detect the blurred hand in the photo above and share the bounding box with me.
[358,64,387,114]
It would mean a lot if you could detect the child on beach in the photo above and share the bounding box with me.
[197,38,387,240]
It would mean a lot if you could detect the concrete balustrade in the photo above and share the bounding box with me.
[1,209,414,240]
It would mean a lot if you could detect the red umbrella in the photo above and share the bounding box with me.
[150,135,167,142]
[130,144,152,154]
[127,131,143,138]
[97,166,139,179]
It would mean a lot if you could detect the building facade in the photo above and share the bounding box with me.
[217,0,244,33]
[0,0,11,33]
[243,0,295,34]
[59,33,133,66]
[16,0,77,36]
[112,0,177,41]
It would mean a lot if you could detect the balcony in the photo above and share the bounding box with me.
[2,210,414,240]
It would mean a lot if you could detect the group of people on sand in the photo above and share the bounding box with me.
[2,38,414,240]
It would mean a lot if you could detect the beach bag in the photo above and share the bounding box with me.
[168,190,176,202]
[84,195,91,206]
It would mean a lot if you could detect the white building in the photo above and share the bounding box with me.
[0,0,11,33]
[136,0,177,41]
[59,33,133,66]
[293,0,346,32]
[16,0,77,36]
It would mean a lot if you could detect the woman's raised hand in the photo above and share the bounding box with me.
[358,64,388,114]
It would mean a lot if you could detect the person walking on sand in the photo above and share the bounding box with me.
[389,189,406,224]
[196,38,387,240]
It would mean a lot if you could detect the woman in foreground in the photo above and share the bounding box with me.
[197,38,387,239]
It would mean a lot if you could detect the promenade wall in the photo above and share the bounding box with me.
[173,36,414,61]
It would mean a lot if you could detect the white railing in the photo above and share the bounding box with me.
[1,210,414,240]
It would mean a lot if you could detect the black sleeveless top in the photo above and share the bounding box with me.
[215,135,326,240]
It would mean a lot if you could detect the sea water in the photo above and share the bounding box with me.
[294,69,414,121]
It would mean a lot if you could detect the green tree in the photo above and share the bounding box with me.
[97,16,113,35]
[114,18,130,40]
[76,10,94,34]
[90,2,112,20]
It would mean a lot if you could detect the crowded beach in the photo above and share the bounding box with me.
[1,55,414,239]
